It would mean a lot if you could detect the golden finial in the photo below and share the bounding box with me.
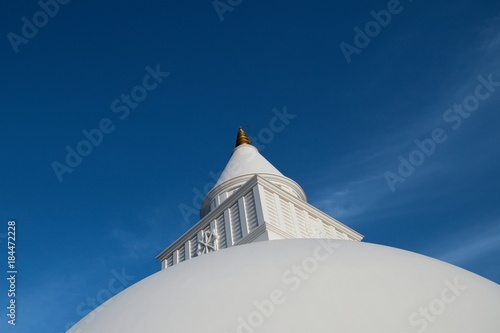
[235,127,252,147]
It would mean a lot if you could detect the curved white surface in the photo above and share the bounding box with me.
[69,239,500,333]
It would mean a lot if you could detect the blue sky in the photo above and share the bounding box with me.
[1,0,499,332]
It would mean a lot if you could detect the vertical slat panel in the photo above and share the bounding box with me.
[190,236,198,258]
[264,189,279,227]
[244,190,258,233]
[290,204,302,237]
[230,203,242,243]
[238,198,249,238]
[167,254,173,267]
[295,208,308,237]
[184,242,190,260]
[224,210,232,247]
[178,246,185,262]
[279,197,295,235]
[172,251,178,265]
[216,214,227,249]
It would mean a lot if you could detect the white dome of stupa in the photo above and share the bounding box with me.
[69,239,500,333]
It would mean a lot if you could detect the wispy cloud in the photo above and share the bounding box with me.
[477,14,500,66]
[430,221,500,266]
[310,13,500,225]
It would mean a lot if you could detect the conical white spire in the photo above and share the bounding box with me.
[214,128,284,187]
[200,128,306,218]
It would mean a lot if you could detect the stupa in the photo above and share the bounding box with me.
[69,128,500,333]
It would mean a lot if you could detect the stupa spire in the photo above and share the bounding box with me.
[235,127,252,147]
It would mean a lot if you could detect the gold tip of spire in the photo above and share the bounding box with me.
[235,127,252,147]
